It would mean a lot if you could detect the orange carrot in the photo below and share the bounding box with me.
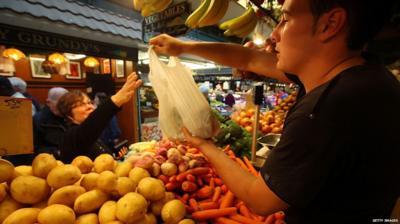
[182,181,198,192]
[214,178,223,186]
[235,200,244,209]
[189,198,199,212]
[176,167,209,182]
[220,184,228,194]
[220,191,235,208]
[165,182,179,191]
[169,175,177,183]
[230,214,264,224]
[158,175,169,184]
[222,145,231,153]
[243,156,258,176]
[186,174,196,182]
[274,211,285,220]
[191,207,237,220]
[188,147,200,154]
[212,186,222,202]
[198,201,219,210]
[214,217,241,224]
[209,178,215,189]
[197,177,204,187]
[239,205,252,218]
[264,214,276,224]
[235,157,248,170]
[182,193,189,203]
[197,186,214,199]
[191,167,210,175]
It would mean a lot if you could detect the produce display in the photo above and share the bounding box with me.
[133,0,173,17]
[0,139,286,223]
[219,6,258,38]
[185,0,230,28]
[231,92,297,135]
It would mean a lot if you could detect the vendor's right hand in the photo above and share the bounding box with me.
[149,34,186,57]
[234,38,277,80]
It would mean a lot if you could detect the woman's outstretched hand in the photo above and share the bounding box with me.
[111,72,142,107]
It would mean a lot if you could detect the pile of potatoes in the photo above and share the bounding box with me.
[0,153,195,224]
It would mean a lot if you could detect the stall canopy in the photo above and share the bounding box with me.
[0,0,143,49]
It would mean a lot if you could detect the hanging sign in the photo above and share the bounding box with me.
[142,2,190,43]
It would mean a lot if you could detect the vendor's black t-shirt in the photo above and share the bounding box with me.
[260,59,400,223]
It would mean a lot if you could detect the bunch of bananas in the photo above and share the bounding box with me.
[185,0,230,28]
[133,0,173,17]
[219,6,258,38]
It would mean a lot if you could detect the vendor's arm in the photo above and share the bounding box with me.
[182,128,289,215]
[150,34,290,83]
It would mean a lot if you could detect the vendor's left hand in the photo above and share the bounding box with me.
[182,127,214,149]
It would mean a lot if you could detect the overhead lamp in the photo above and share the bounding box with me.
[84,57,99,67]
[2,48,26,61]
[48,53,67,64]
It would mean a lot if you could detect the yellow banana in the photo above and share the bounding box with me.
[185,0,212,28]
[197,0,229,27]
[219,6,255,31]
[133,0,144,11]
[235,16,258,38]
[141,3,152,17]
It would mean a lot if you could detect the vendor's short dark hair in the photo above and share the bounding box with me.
[57,90,86,118]
[308,0,397,50]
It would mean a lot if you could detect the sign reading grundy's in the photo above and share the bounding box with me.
[0,23,137,60]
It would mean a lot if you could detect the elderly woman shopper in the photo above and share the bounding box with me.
[56,73,142,163]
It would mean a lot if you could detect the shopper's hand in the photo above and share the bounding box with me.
[111,72,142,107]
[149,34,186,56]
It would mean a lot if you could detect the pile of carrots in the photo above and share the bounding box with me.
[158,145,286,224]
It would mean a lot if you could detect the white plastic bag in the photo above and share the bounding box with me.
[148,47,219,140]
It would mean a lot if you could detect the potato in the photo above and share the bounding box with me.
[128,167,150,186]
[97,171,117,193]
[2,208,40,224]
[38,204,75,224]
[104,221,124,224]
[80,172,99,191]
[137,177,165,201]
[32,153,57,178]
[0,183,7,202]
[115,177,136,197]
[98,200,117,224]
[75,213,98,224]
[71,156,94,174]
[150,192,175,216]
[134,213,157,224]
[114,162,133,177]
[47,185,86,207]
[178,219,196,224]
[56,160,64,166]
[116,192,147,223]
[10,175,50,204]
[0,196,23,223]
[0,159,14,183]
[161,200,186,224]
[94,154,115,173]
[14,165,32,177]
[47,165,81,189]
[74,189,109,214]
